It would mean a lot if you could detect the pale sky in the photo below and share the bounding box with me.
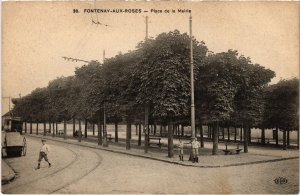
[2,2,299,114]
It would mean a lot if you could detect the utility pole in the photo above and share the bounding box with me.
[144,16,149,153]
[102,49,108,147]
[190,15,195,140]
[146,16,148,40]
[189,15,196,160]
[103,50,105,63]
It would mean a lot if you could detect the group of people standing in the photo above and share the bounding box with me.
[178,138,200,163]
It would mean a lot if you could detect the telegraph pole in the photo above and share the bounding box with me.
[190,15,196,140]
[144,16,149,153]
[103,49,108,147]
[189,15,197,162]
[146,16,148,39]
[103,50,105,63]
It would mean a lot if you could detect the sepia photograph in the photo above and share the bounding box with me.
[1,1,299,194]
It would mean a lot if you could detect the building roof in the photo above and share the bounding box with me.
[2,111,12,118]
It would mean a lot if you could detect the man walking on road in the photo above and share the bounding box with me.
[36,139,51,169]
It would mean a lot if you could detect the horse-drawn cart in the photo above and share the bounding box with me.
[3,132,27,157]
[2,117,27,157]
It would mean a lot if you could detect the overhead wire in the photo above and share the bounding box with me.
[73,2,96,58]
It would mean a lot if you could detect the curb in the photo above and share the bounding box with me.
[2,160,16,184]
[28,135,299,168]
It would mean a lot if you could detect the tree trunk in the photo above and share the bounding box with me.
[227,127,230,141]
[243,125,249,153]
[83,119,87,138]
[78,120,82,142]
[181,125,184,137]
[115,121,118,143]
[144,105,149,153]
[30,122,32,134]
[73,118,76,136]
[49,122,51,134]
[248,128,251,144]
[52,122,55,137]
[154,124,157,136]
[43,122,46,136]
[297,128,299,149]
[276,127,279,146]
[36,123,39,135]
[126,120,131,150]
[261,128,265,144]
[283,129,287,150]
[234,127,237,142]
[103,106,108,147]
[98,120,102,145]
[135,124,138,135]
[212,122,219,155]
[64,119,67,140]
[174,125,176,136]
[25,122,27,133]
[138,123,142,146]
[222,127,225,140]
[287,130,290,146]
[200,124,204,148]
[160,125,163,136]
[52,122,57,134]
[240,127,243,141]
[167,119,174,158]
[56,123,58,135]
[92,123,95,136]
[150,125,153,135]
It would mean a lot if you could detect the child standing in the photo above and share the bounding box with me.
[191,138,200,163]
[178,139,184,161]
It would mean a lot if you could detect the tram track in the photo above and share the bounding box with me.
[49,149,103,194]
[3,137,103,194]
[3,144,79,193]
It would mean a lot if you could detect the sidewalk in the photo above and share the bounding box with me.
[27,133,299,168]
[2,159,15,184]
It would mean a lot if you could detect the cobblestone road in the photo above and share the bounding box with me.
[2,136,299,194]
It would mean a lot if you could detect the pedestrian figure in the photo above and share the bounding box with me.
[36,139,51,169]
[178,139,184,161]
[191,138,200,163]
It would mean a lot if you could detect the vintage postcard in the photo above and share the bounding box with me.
[1,1,299,194]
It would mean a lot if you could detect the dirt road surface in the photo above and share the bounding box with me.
[2,136,298,194]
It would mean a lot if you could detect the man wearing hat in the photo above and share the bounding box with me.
[36,139,51,169]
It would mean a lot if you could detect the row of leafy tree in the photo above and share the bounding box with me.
[12,30,299,155]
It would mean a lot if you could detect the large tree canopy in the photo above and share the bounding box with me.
[263,78,299,130]
[132,30,208,120]
[196,50,275,126]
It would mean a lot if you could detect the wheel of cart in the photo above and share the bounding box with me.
[22,137,27,156]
